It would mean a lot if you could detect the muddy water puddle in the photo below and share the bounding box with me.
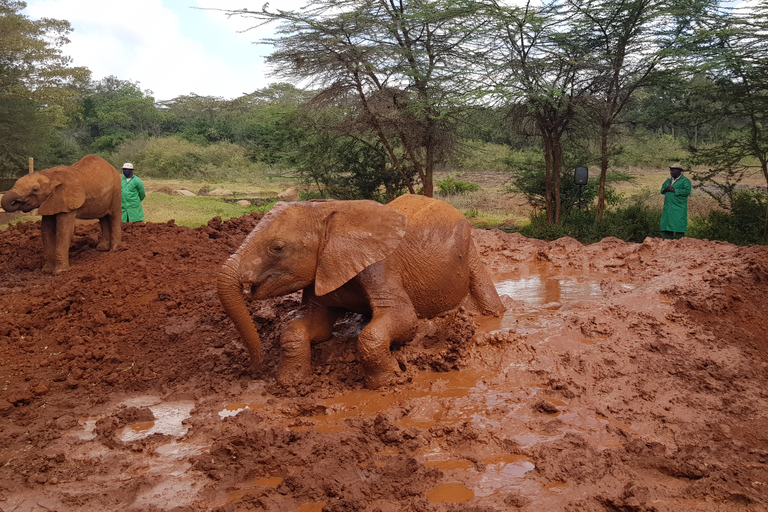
[120,399,195,442]
[486,261,634,333]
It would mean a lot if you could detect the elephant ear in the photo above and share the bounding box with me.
[38,180,86,215]
[315,200,407,296]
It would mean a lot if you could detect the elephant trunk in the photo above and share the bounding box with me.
[217,254,263,371]
[1,190,20,212]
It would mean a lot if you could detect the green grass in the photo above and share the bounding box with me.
[143,195,273,228]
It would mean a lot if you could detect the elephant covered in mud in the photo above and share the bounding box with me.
[217,194,505,389]
[1,155,122,273]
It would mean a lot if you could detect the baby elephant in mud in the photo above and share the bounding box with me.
[217,194,505,389]
[1,155,122,273]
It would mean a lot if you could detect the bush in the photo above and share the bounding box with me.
[111,136,268,180]
[611,131,688,169]
[436,175,480,195]
[521,200,662,243]
[452,141,512,172]
[688,190,768,245]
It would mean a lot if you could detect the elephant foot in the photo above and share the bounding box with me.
[276,360,312,387]
[43,264,55,273]
[364,368,406,390]
[363,356,404,390]
[96,242,110,251]
[53,265,69,274]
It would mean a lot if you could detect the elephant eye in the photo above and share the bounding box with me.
[269,240,286,255]
[32,188,39,193]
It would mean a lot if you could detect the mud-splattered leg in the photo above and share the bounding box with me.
[276,296,338,387]
[54,211,76,273]
[358,300,417,389]
[41,215,56,273]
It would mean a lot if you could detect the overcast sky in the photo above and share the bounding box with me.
[25,0,755,103]
[25,0,298,101]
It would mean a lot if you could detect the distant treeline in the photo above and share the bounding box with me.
[2,0,767,230]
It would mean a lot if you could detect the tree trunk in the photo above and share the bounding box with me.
[543,137,553,225]
[552,138,562,225]
[596,122,609,221]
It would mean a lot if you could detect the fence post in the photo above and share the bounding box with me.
[29,158,34,174]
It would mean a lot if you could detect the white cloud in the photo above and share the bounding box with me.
[25,0,274,100]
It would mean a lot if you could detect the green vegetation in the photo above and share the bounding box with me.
[143,195,261,228]
[2,0,767,245]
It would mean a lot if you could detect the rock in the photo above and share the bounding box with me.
[236,200,252,207]
[175,189,196,196]
[0,399,13,414]
[278,187,299,201]
[153,187,174,195]
[54,415,78,430]
[208,188,233,196]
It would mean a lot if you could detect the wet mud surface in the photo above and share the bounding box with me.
[1,214,767,511]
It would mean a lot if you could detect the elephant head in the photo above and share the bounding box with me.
[1,170,86,215]
[217,200,408,371]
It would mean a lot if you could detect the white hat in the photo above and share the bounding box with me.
[122,163,134,170]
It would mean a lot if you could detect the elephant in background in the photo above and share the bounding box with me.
[1,155,122,273]
[217,194,505,389]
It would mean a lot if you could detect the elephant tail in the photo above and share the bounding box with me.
[217,255,263,371]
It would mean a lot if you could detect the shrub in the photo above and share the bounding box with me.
[689,190,767,245]
[521,200,662,243]
[436,175,480,195]
[111,136,268,180]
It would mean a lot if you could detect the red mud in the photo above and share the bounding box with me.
[1,214,767,511]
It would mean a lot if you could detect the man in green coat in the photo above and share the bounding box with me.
[121,163,146,222]
[659,164,691,239]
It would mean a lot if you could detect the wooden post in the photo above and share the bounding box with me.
[29,158,34,174]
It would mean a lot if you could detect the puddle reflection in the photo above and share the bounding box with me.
[121,401,195,443]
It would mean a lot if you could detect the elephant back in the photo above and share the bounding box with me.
[387,195,473,318]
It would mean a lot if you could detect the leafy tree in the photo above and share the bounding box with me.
[481,0,594,224]
[220,0,486,197]
[568,0,708,221]
[73,76,160,153]
[293,108,415,200]
[0,0,90,174]
[683,2,768,208]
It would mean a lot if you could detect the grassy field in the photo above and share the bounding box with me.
[2,166,765,230]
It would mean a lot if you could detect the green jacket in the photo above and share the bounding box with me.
[121,174,146,222]
[659,174,691,233]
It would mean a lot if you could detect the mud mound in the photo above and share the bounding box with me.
[1,217,767,511]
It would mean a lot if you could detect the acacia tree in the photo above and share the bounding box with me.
[481,0,593,224]
[220,0,485,197]
[0,0,89,173]
[684,2,768,209]
[570,0,688,220]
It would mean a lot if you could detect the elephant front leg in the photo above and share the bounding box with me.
[41,216,56,273]
[358,306,417,389]
[54,211,76,273]
[276,303,336,387]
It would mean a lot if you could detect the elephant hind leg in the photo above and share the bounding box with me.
[467,243,505,316]
[97,216,111,251]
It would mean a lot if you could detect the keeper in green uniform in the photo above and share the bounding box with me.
[121,163,146,222]
[659,164,691,239]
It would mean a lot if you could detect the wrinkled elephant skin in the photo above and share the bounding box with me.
[218,194,505,389]
[1,155,122,273]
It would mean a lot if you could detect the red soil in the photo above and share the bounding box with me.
[0,214,767,511]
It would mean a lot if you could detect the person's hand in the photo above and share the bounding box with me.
[664,185,675,193]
